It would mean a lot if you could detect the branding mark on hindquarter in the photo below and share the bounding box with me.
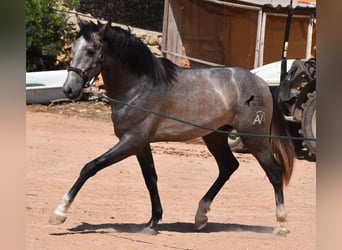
[253,111,265,125]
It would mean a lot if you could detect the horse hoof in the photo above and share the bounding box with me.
[273,227,289,236]
[194,214,208,231]
[195,200,211,230]
[48,213,67,225]
[141,226,158,235]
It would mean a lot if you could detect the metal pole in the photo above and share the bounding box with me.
[280,0,293,82]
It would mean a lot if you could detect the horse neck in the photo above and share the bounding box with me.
[101,57,144,100]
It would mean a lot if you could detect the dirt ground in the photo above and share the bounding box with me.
[26,101,316,250]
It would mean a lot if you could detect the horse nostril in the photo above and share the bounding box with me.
[63,83,82,100]
[63,85,73,97]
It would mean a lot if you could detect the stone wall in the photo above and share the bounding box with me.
[64,14,164,90]
[76,0,165,32]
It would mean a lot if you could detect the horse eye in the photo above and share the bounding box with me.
[86,48,96,56]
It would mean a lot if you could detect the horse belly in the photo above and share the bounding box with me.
[151,101,234,142]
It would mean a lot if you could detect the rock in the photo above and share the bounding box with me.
[133,30,147,40]
[148,45,162,57]
[148,34,160,46]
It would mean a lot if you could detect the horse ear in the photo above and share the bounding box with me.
[98,20,111,40]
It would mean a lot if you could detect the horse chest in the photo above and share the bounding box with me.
[111,105,155,138]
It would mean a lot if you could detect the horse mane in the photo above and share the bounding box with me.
[78,20,178,85]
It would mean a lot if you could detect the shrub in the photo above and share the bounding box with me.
[26,0,76,71]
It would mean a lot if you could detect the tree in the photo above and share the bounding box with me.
[26,0,76,71]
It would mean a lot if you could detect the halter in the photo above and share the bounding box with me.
[67,53,104,88]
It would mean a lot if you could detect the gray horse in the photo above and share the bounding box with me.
[49,16,295,235]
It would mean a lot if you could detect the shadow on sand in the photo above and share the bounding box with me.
[50,221,273,236]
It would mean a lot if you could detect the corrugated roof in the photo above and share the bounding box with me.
[237,0,316,8]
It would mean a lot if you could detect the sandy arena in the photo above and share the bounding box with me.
[26,102,316,249]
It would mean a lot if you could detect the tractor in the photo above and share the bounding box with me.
[229,1,316,159]
[161,0,316,158]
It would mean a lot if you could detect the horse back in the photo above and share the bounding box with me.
[150,66,272,142]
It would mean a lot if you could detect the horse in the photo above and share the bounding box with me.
[49,16,295,235]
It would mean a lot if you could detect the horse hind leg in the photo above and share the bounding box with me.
[241,136,289,236]
[195,131,239,230]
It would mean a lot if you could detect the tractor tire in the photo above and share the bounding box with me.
[228,129,241,148]
[228,129,249,153]
[299,91,316,157]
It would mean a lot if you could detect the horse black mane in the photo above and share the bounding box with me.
[78,20,178,85]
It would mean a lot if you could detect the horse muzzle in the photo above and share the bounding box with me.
[63,74,84,100]
[63,62,103,100]
[63,84,83,100]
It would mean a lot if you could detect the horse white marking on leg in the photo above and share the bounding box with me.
[49,194,72,225]
[276,204,287,222]
[273,204,289,236]
[194,200,211,230]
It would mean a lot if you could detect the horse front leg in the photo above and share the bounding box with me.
[49,136,138,225]
[136,144,162,235]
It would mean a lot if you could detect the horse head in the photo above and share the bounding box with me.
[63,15,111,100]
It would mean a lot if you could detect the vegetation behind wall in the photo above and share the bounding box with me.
[26,0,76,71]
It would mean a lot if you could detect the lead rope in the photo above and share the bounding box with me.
[97,93,316,142]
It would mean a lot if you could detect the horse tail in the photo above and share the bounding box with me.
[270,96,295,186]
